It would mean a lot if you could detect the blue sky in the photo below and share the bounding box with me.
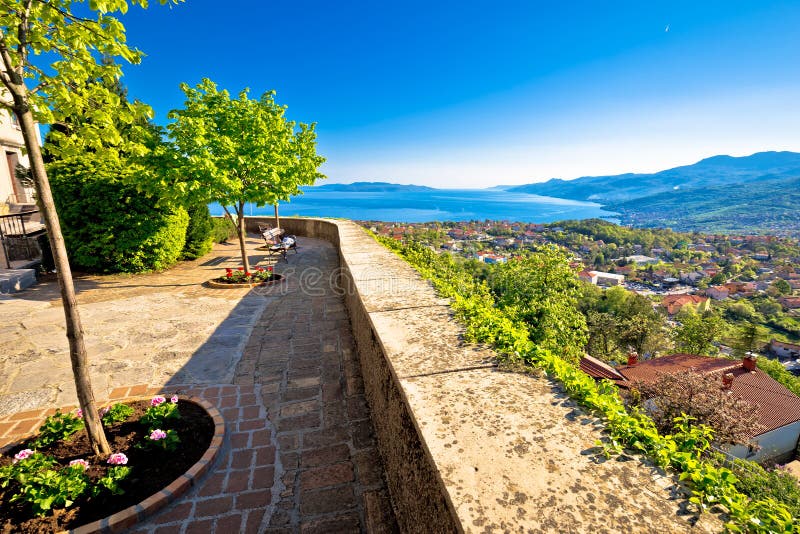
[116,1,800,188]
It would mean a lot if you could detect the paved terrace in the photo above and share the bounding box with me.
[0,218,721,532]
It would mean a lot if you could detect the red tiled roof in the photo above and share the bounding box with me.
[579,355,626,381]
[661,295,708,314]
[613,354,800,436]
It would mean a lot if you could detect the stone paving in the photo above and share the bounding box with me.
[0,235,396,532]
[0,238,273,414]
[233,240,397,533]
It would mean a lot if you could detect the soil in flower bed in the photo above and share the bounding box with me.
[0,400,214,533]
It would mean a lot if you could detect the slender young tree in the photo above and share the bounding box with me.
[0,0,176,455]
[168,78,325,273]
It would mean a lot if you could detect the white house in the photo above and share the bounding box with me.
[579,270,625,287]
[0,104,37,208]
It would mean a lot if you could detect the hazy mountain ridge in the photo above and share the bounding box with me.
[608,174,800,234]
[311,181,436,192]
[507,151,800,202]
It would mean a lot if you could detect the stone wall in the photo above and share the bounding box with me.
[244,216,704,533]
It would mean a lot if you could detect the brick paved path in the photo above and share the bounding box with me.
[234,239,397,533]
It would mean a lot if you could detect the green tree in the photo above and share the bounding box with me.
[673,308,725,355]
[710,272,727,285]
[490,245,588,363]
[0,0,176,455]
[167,78,325,273]
[731,321,766,358]
[772,279,792,296]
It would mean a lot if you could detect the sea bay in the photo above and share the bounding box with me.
[210,188,618,223]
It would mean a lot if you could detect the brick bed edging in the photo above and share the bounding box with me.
[0,395,224,534]
[203,274,285,290]
[66,396,225,534]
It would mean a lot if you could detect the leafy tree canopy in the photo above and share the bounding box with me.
[489,245,588,363]
[166,78,325,207]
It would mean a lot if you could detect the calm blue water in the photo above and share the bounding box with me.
[209,189,618,224]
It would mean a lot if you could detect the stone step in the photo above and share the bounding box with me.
[0,268,37,294]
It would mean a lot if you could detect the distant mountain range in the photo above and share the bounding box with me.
[507,151,800,203]
[507,151,800,233]
[312,181,435,192]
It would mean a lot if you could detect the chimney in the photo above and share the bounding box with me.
[742,353,757,372]
[627,351,639,366]
[722,372,734,389]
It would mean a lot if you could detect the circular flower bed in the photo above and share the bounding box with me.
[205,266,283,289]
[0,395,217,533]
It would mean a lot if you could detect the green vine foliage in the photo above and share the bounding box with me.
[375,235,796,533]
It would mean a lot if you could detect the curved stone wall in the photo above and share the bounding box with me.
[244,217,706,533]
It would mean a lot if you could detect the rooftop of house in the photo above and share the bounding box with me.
[580,353,800,437]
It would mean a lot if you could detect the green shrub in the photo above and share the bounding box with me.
[211,216,237,243]
[48,159,189,273]
[730,459,800,519]
[181,203,213,260]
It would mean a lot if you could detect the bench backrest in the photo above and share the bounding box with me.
[262,228,284,243]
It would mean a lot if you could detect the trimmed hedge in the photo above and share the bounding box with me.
[181,203,214,260]
[49,159,189,273]
[375,235,796,533]
[211,216,237,243]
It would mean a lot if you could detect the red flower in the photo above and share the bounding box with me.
[267,266,273,272]
[255,267,264,272]
[226,272,232,278]
[237,267,244,271]
[245,272,251,277]
[225,268,232,274]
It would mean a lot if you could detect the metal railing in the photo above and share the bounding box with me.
[0,209,46,268]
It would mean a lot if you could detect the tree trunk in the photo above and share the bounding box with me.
[274,203,280,230]
[236,201,250,273]
[15,104,110,455]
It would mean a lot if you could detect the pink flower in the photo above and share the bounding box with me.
[151,396,166,406]
[69,458,90,470]
[76,408,83,418]
[149,429,167,441]
[100,406,110,416]
[13,449,34,462]
[170,395,179,404]
[107,453,128,465]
